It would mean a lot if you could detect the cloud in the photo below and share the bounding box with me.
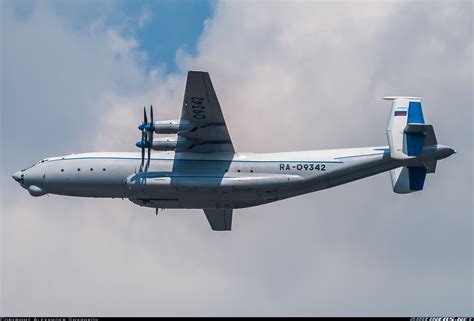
[1,0,472,316]
[138,7,152,28]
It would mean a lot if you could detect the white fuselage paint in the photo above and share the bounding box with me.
[14,145,453,209]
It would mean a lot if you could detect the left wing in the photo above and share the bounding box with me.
[176,71,234,153]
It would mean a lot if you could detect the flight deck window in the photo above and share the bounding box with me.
[21,163,36,172]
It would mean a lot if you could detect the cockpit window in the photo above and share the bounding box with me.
[21,163,36,172]
[21,159,47,172]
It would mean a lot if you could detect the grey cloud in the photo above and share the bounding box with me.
[1,0,472,316]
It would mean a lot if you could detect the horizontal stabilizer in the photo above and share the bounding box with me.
[404,123,426,133]
[404,124,437,145]
[383,96,424,101]
[422,125,437,146]
[425,160,437,174]
[204,209,233,231]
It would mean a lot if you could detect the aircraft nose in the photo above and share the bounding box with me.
[12,171,21,183]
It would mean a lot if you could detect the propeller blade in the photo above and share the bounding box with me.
[140,147,145,172]
[144,106,148,125]
[140,124,146,172]
[150,105,154,125]
[138,106,146,130]
[146,144,151,171]
[147,105,154,171]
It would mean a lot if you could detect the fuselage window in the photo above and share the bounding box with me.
[237,169,241,173]
[77,168,81,171]
[250,170,254,173]
[90,168,93,171]
[61,169,64,172]
[102,168,106,171]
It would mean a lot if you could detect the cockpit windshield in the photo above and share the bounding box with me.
[21,164,35,172]
[21,159,47,172]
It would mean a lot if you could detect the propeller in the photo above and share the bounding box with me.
[136,105,155,172]
[145,105,154,171]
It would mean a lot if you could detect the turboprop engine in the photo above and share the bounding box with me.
[135,107,193,170]
[153,120,190,134]
[151,136,178,151]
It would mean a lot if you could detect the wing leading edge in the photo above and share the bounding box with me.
[176,71,234,153]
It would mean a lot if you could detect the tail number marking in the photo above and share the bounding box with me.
[190,97,206,120]
[279,163,326,171]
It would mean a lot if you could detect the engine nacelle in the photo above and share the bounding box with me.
[152,136,178,151]
[154,120,191,134]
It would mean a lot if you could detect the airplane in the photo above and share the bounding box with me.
[12,71,455,231]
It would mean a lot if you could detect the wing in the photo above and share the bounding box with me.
[176,71,234,153]
[204,209,233,231]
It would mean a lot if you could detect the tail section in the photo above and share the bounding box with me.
[383,96,454,194]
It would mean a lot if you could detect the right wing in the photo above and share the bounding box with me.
[204,209,233,231]
[176,71,234,153]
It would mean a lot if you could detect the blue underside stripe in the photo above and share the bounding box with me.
[48,157,344,164]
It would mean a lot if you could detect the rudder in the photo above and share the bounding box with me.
[390,166,427,194]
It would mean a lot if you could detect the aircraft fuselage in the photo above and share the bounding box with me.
[12,145,454,209]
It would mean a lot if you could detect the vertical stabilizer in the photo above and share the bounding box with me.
[384,96,425,159]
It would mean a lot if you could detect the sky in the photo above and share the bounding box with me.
[1,0,473,316]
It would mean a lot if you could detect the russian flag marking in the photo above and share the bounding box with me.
[394,110,407,117]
